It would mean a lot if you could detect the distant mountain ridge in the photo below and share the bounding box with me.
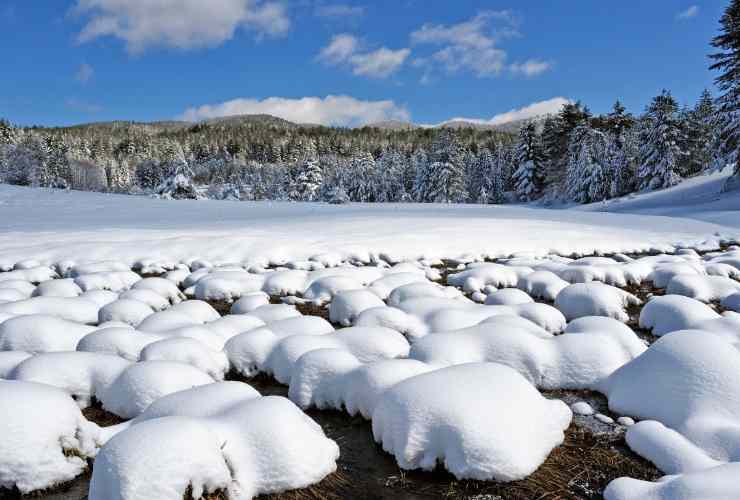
[42,112,547,134]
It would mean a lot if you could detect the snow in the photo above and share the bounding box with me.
[139,337,229,380]
[448,263,522,293]
[602,331,740,469]
[229,291,270,313]
[666,274,740,302]
[554,283,641,322]
[0,296,100,324]
[484,287,534,305]
[263,326,410,384]
[90,392,339,500]
[723,292,740,312]
[98,299,154,326]
[372,363,572,481]
[604,463,740,500]
[329,289,386,326]
[32,278,83,297]
[517,270,570,301]
[0,315,96,352]
[571,401,595,416]
[409,315,645,390]
[9,352,131,407]
[639,295,720,335]
[99,361,215,418]
[0,380,99,493]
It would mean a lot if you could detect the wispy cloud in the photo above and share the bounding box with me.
[317,34,410,78]
[677,5,699,20]
[315,4,365,19]
[433,97,570,126]
[72,0,290,53]
[179,95,410,127]
[410,10,551,80]
[75,63,94,84]
[509,59,553,78]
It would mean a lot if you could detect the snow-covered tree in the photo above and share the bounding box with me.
[376,150,407,202]
[512,123,545,201]
[288,158,323,201]
[474,148,505,204]
[414,130,467,203]
[638,90,684,191]
[156,160,200,199]
[565,123,609,203]
[346,152,377,202]
[607,128,639,198]
[681,90,719,176]
[711,0,740,186]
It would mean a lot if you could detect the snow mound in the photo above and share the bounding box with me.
[139,337,229,380]
[225,316,335,377]
[118,288,170,311]
[0,314,96,352]
[32,278,83,298]
[74,271,141,292]
[517,270,570,301]
[131,277,184,304]
[372,363,571,481]
[410,316,645,390]
[77,327,160,361]
[229,292,270,314]
[723,292,740,312]
[9,351,131,406]
[99,361,215,418]
[639,295,721,336]
[666,274,740,302]
[0,296,100,324]
[329,289,386,326]
[262,326,410,384]
[605,462,740,500]
[603,331,740,466]
[484,288,534,306]
[98,299,154,326]
[302,276,365,305]
[555,283,641,322]
[288,350,435,419]
[647,262,705,288]
[0,380,99,493]
[447,263,522,293]
[0,351,32,378]
[90,395,339,500]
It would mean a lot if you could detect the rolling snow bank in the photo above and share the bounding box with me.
[89,383,339,500]
[372,363,572,481]
[0,183,737,266]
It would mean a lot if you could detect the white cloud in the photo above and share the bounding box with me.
[75,63,94,83]
[317,33,409,78]
[410,11,517,77]
[73,0,290,53]
[510,59,553,77]
[436,97,570,126]
[677,5,699,19]
[318,33,359,63]
[179,95,410,127]
[315,4,365,19]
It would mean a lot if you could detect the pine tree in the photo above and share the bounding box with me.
[156,160,200,200]
[481,148,506,204]
[347,152,377,202]
[710,0,740,183]
[376,151,407,202]
[414,129,467,203]
[682,90,719,176]
[605,100,635,144]
[512,123,545,201]
[565,123,609,203]
[638,90,684,191]
[607,129,638,198]
[542,102,589,188]
[0,119,19,147]
[292,158,323,201]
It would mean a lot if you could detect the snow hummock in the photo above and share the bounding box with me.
[0,380,99,493]
[372,363,572,481]
[555,283,641,322]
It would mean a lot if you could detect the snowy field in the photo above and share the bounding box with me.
[1,176,740,499]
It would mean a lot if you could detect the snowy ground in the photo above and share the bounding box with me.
[1,175,740,499]
[0,177,738,267]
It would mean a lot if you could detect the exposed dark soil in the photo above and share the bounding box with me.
[82,401,126,427]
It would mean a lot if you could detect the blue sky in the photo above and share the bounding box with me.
[0,1,726,127]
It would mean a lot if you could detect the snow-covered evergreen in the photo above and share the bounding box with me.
[637,90,684,191]
[512,123,545,201]
[155,160,200,200]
